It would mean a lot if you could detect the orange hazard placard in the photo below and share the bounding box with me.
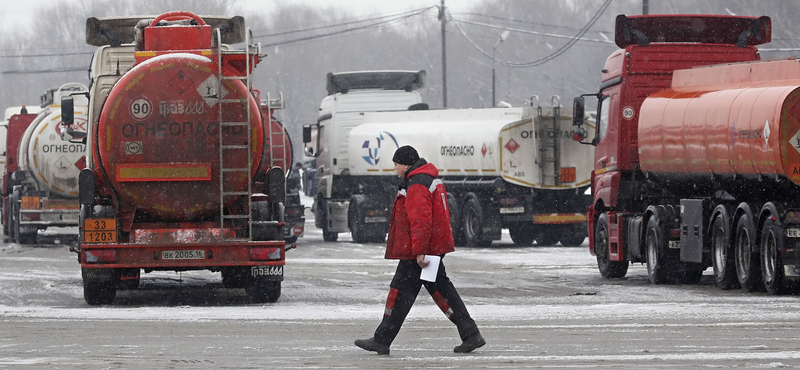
[85,219,117,231]
[560,167,576,183]
[21,196,40,210]
[84,231,117,243]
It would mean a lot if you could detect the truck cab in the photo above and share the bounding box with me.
[303,70,425,242]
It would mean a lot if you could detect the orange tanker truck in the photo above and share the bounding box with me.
[60,12,288,304]
[571,14,800,294]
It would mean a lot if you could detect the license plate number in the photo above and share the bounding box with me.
[364,216,388,223]
[786,228,800,238]
[84,231,117,243]
[668,240,681,249]
[500,207,525,214]
[162,250,205,260]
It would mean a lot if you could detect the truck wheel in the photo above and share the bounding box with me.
[761,218,790,295]
[509,224,535,246]
[711,214,739,290]
[734,214,763,292]
[462,197,490,247]
[2,202,8,236]
[645,216,669,284]
[84,280,117,305]
[349,202,370,243]
[447,193,464,246]
[536,232,560,246]
[595,212,628,278]
[319,200,338,242]
[10,194,24,244]
[246,279,281,303]
[560,232,586,247]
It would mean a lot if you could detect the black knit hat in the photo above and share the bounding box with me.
[392,145,419,166]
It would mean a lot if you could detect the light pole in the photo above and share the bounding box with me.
[492,30,511,107]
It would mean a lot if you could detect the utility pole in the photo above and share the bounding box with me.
[439,0,448,108]
[643,0,649,15]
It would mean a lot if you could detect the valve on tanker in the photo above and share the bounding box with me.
[59,96,87,142]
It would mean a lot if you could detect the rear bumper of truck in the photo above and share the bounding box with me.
[79,240,285,271]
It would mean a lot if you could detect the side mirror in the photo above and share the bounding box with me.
[572,96,585,127]
[302,125,312,143]
[61,96,74,126]
[59,96,87,142]
[304,146,315,157]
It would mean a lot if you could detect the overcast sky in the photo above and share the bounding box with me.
[0,0,482,31]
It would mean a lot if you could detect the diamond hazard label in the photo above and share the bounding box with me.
[197,75,228,107]
[168,70,194,95]
[74,156,86,170]
[504,138,520,154]
[55,156,70,173]
[790,129,800,155]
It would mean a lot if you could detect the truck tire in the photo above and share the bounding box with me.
[246,279,281,303]
[711,214,739,290]
[761,218,791,295]
[84,280,117,305]
[595,212,628,278]
[349,200,370,244]
[462,196,491,247]
[560,232,586,247]
[2,202,8,236]
[509,224,535,246]
[645,216,669,284]
[734,214,763,292]
[318,200,338,242]
[447,193,464,246]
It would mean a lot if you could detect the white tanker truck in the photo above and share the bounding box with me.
[351,98,595,246]
[303,70,593,246]
[2,83,88,243]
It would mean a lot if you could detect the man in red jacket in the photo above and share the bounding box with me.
[355,145,485,355]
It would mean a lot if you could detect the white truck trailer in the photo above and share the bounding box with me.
[351,97,595,246]
[4,83,88,243]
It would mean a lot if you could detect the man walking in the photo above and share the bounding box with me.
[355,145,485,355]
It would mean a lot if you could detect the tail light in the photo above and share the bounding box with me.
[250,247,282,261]
[286,207,302,216]
[21,213,40,221]
[84,250,117,263]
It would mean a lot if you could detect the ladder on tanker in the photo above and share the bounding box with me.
[535,95,562,186]
[215,28,260,241]
[265,92,288,170]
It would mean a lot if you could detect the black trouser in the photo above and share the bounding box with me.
[373,257,480,346]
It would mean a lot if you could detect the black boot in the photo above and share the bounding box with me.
[355,337,390,355]
[454,333,485,353]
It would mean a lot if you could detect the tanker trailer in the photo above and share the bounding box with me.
[5,83,88,244]
[569,15,800,294]
[351,97,594,247]
[60,11,287,305]
[1,105,43,237]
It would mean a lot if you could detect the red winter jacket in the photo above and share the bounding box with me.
[385,160,455,259]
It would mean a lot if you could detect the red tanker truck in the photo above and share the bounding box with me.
[569,14,800,294]
[60,12,288,304]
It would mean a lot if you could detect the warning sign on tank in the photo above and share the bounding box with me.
[169,70,194,95]
[197,75,228,107]
[790,129,800,155]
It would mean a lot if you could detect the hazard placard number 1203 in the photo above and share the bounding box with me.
[84,231,117,243]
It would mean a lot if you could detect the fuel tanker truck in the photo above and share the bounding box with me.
[304,70,593,246]
[59,11,288,305]
[2,83,87,244]
[350,100,594,247]
[569,14,800,294]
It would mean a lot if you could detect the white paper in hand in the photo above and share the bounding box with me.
[420,255,441,282]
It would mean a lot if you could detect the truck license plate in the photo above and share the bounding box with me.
[668,240,681,249]
[364,216,388,223]
[162,250,205,260]
[786,228,800,238]
[500,207,525,214]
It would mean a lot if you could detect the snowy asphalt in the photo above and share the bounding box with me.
[1,204,800,368]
